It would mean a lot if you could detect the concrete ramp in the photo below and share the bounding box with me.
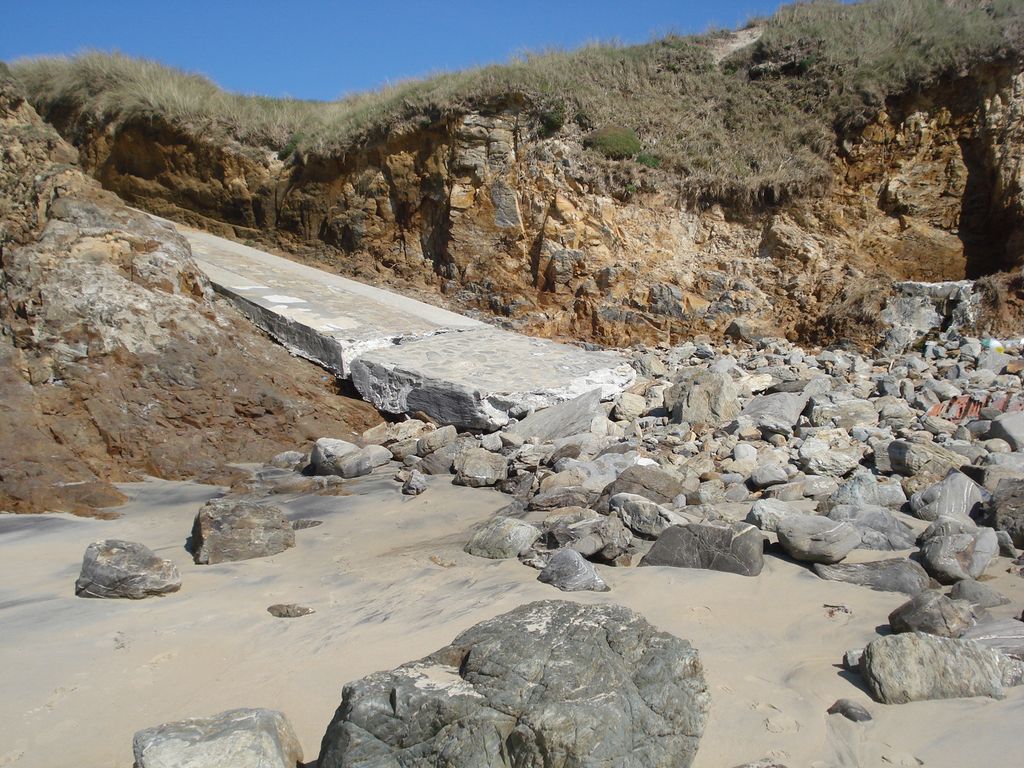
[155,217,635,430]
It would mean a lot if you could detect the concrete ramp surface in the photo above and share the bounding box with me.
[155,217,635,430]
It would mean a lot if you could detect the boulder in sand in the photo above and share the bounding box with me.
[812,559,930,595]
[776,516,860,564]
[888,590,975,638]
[538,548,610,592]
[464,516,540,559]
[133,708,302,768]
[640,522,764,577]
[317,600,709,767]
[75,540,180,599]
[191,499,295,565]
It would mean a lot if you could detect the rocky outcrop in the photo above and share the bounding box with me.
[19,58,1024,353]
[317,600,709,767]
[0,68,379,515]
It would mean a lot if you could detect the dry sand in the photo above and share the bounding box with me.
[1,472,1023,768]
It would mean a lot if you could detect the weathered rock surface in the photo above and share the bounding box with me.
[74,540,181,599]
[317,601,709,767]
[538,548,610,592]
[984,479,1024,547]
[861,633,1011,704]
[510,388,606,441]
[543,514,632,562]
[133,708,302,768]
[776,516,861,564]
[667,370,740,426]
[595,464,686,512]
[949,579,1010,608]
[910,471,987,523]
[0,69,379,515]
[609,492,683,538]
[464,516,540,559]
[641,522,765,576]
[332,444,393,478]
[962,618,1024,660]
[825,504,916,550]
[888,590,975,638]
[453,448,508,487]
[919,529,999,584]
[191,499,295,565]
[812,559,930,595]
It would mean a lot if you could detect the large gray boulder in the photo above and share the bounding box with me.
[191,499,295,565]
[608,492,683,539]
[331,444,393,478]
[75,540,181,599]
[640,522,764,577]
[667,370,740,427]
[825,504,916,550]
[919,529,998,584]
[543,514,632,562]
[740,391,807,435]
[949,579,1011,609]
[317,601,709,767]
[776,516,861,564]
[887,440,964,477]
[595,464,687,512]
[133,708,302,768]
[987,411,1024,451]
[811,559,930,595]
[888,590,975,638]
[910,471,987,523]
[983,479,1024,547]
[861,633,1012,704]
[828,470,906,509]
[538,548,610,592]
[962,618,1024,660]
[310,438,359,475]
[510,389,606,441]
[797,435,862,477]
[464,516,540,559]
[453,448,508,488]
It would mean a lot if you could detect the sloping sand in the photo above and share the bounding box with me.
[1,473,1022,768]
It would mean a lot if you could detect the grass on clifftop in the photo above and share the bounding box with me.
[11,0,1024,204]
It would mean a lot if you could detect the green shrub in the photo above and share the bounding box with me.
[277,132,303,161]
[538,102,566,136]
[585,125,642,159]
[636,152,661,168]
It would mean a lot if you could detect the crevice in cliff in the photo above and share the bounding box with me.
[959,134,1009,278]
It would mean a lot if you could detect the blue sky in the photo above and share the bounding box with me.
[2,1,792,101]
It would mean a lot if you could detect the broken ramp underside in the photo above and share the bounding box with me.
[159,218,635,430]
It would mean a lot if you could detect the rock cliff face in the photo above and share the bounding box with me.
[33,61,1024,350]
[0,67,379,515]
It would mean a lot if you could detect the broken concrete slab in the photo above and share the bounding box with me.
[350,329,634,431]
[159,216,635,431]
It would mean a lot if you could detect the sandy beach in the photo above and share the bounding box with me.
[2,472,1022,768]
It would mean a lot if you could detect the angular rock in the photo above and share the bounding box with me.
[984,478,1024,548]
[888,440,964,477]
[401,469,428,495]
[776,516,861,563]
[748,463,789,490]
[543,514,632,562]
[416,425,457,456]
[888,590,975,638]
[310,438,359,475]
[962,618,1024,660]
[510,388,607,442]
[595,464,687,512]
[919,529,999,584]
[464,516,540,559]
[986,411,1024,451]
[829,470,906,509]
[640,522,764,577]
[191,499,295,565]
[317,601,708,767]
[74,540,181,599]
[453,448,508,488]
[861,633,1009,704]
[826,699,872,723]
[332,444,393,478]
[267,603,314,618]
[133,708,302,768]
[825,504,916,550]
[667,370,740,427]
[949,579,1011,608]
[812,559,930,595]
[798,435,862,477]
[745,498,804,533]
[740,391,807,435]
[608,492,683,539]
[538,548,610,592]
[910,471,987,523]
